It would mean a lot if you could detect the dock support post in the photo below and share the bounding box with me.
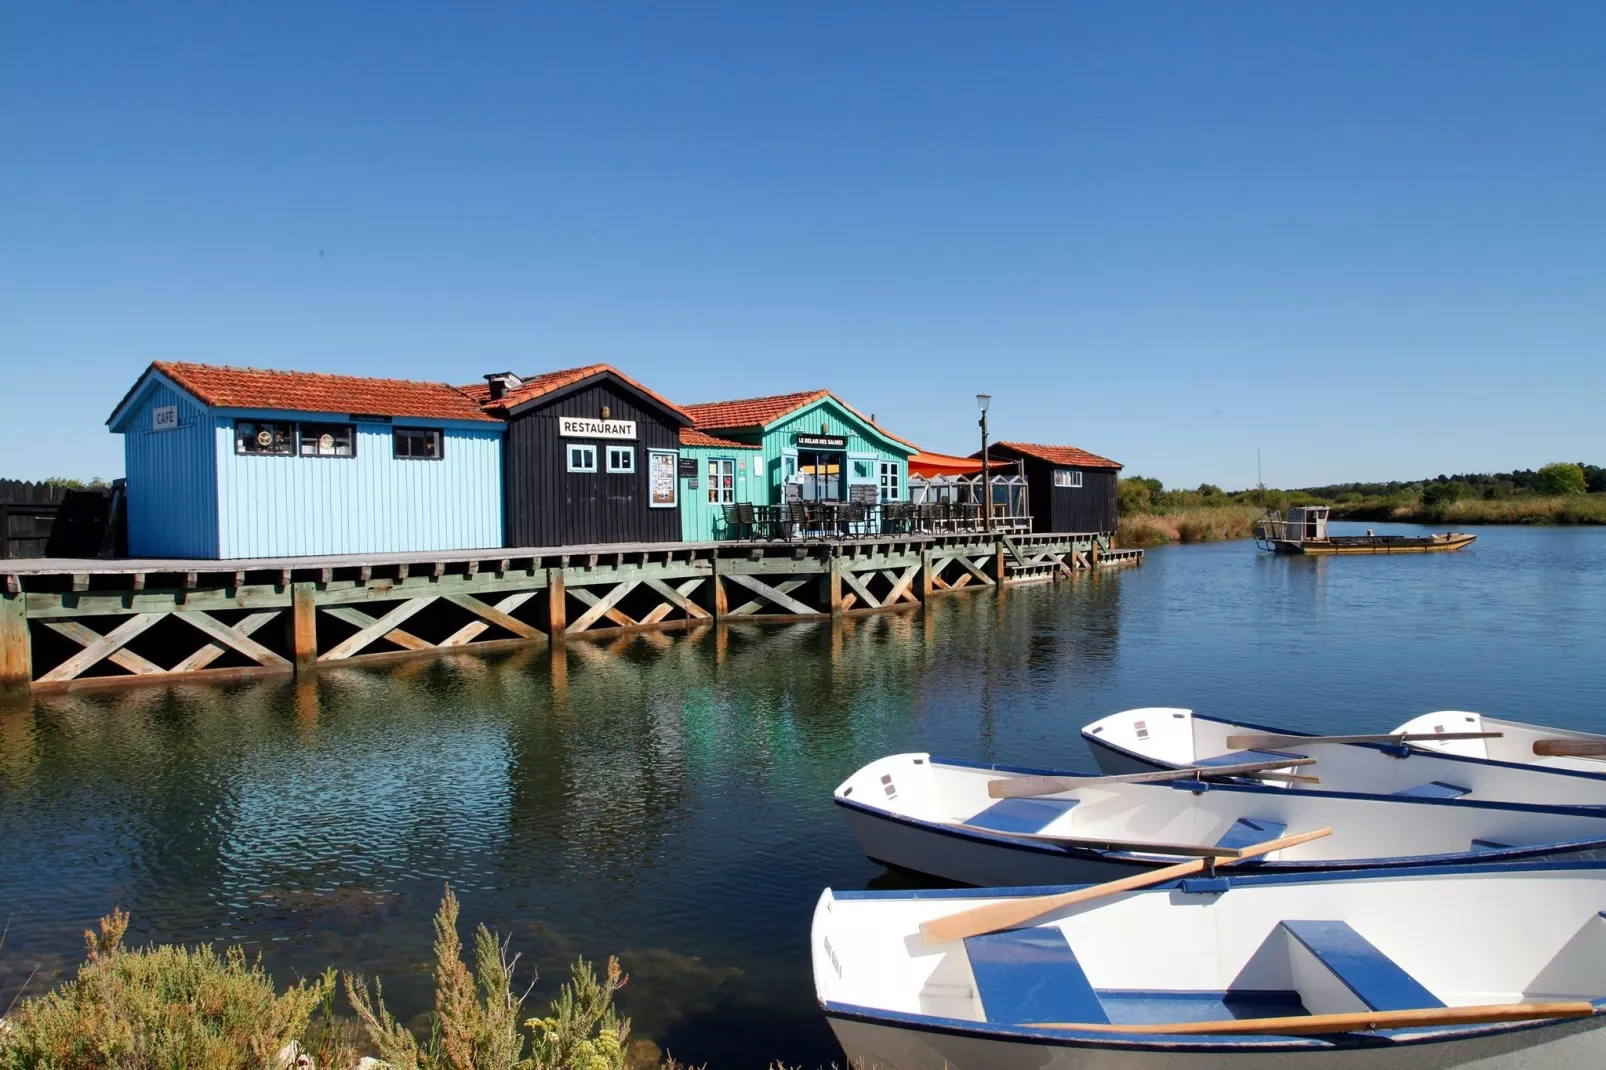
[711,556,728,620]
[1091,540,1100,569]
[994,542,1007,589]
[919,549,934,601]
[1,592,31,705]
[290,582,319,677]
[546,568,567,642]
[828,556,843,616]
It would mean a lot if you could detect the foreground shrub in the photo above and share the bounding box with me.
[1535,462,1587,496]
[0,909,338,1070]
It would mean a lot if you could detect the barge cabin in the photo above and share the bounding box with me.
[977,441,1122,535]
[107,362,504,559]
[678,390,914,540]
[462,365,692,548]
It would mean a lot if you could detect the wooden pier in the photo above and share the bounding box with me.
[0,532,1140,700]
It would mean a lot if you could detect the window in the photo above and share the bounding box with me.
[852,459,874,481]
[568,444,598,472]
[1054,469,1083,488]
[878,461,901,502]
[606,445,635,473]
[708,458,735,504]
[393,427,443,460]
[235,420,297,456]
[300,423,356,458]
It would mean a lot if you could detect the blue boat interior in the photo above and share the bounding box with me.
[1215,817,1289,850]
[959,920,1447,1027]
[1392,781,1471,799]
[964,797,1078,834]
[1281,920,1443,1011]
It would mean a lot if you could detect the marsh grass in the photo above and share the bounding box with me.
[1117,505,1262,547]
[1,890,689,1070]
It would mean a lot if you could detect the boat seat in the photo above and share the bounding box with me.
[1392,781,1470,800]
[1282,920,1443,1014]
[1215,817,1289,850]
[965,797,1078,835]
[964,927,1107,1025]
[1194,749,1306,768]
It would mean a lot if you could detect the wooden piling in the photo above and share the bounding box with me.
[1,592,31,704]
[828,556,844,616]
[920,549,934,600]
[289,582,318,677]
[546,568,567,641]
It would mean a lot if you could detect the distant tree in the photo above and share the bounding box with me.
[44,477,110,490]
[1535,462,1587,496]
[1118,476,1157,515]
[1581,464,1606,494]
[1421,481,1472,509]
[1196,483,1222,498]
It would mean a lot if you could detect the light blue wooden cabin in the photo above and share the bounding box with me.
[107,361,505,559]
[678,390,914,541]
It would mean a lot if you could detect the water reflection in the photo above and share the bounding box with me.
[5,532,1605,1067]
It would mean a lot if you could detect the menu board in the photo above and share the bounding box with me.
[648,450,678,508]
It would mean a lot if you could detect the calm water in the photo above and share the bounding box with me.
[3,523,1605,1066]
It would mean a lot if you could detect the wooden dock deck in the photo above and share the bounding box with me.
[0,532,1140,699]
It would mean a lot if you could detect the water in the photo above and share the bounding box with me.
[2,523,1604,1066]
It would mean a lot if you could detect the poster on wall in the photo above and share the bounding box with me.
[648,450,678,508]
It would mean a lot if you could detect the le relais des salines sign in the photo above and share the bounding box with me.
[558,417,637,439]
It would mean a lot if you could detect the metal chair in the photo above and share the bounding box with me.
[720,503,744,540]
[736,502,757,541]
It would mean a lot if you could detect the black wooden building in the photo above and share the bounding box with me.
[465,366,692,547]
[976,442,1123,534]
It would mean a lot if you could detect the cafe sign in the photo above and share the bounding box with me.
[559,417,637,439]
[795,433,847,449]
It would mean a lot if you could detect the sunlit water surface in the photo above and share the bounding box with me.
[3,523,1604,1066]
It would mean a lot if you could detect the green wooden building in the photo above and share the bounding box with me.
[678,389,915,541]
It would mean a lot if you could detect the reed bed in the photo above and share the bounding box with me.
[1409,495,1606,525]
[1116,505,1263,548]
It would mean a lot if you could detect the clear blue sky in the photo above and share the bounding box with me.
[4,2,1602,488]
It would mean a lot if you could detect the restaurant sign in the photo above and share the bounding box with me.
[795,433,847,450]
[559,417,637,439]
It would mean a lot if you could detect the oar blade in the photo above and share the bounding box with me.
[1534,739,1606,758]
[1031,1000,1596,1036]
[987,756,1316,799]
[988,775,1080,799]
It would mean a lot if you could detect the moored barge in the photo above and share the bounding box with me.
[1256,506,1475,554]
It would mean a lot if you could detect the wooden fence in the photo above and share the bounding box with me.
[0,480,124,560]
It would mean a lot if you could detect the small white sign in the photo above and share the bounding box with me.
[153,405,179,431]
[559,416,637,439]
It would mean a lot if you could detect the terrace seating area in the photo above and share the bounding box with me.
[719,501,1030,541]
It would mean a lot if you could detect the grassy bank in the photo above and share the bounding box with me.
[1116,504,1262,548]
[0,889,699,1070]
[1330,494,1606,526]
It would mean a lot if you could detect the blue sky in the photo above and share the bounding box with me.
[3,2,1602,488]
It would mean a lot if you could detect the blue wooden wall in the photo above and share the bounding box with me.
[117,379,221,558]
[213,413,504,558]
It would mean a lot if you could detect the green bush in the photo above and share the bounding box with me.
[1421,481,1472,509]
[1535,463,1587,496]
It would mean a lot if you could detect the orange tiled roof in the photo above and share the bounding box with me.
[136,361,496,422]
[459,364,691,424]
[988,441,1122,470]
[679,428,761,450]
[683,388,916,453]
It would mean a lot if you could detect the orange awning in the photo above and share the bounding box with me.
[909,450,986,478]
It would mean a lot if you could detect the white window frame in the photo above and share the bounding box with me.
[1054,469,1083,488]
[568,443,598,473]
[606,445,635,473]
[708,457,736,505]
[878,460,901,502]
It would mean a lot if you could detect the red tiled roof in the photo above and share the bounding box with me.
[988,441,1123,470]
[459,364,692,424]
[679,428,761,450]
[683,388,916,453]
[130,361,496,422]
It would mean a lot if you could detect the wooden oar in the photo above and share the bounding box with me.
[1226,731,1501,751]
[1534,739,1606,758]
[917,828,1330,945]
[988,757,1318,800]
[953,825,1247,859]
[1031,1000,1595,1036]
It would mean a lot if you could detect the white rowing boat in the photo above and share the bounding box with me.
[835,752,1606,887]
[1392,711,1606,772]
[813,860,1606,1069]
[1082,707,1606,805]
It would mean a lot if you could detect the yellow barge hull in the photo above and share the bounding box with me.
[1271,532,1477,555]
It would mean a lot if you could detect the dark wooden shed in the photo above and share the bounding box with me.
[976,442,1123,534]
[463,365,692,547]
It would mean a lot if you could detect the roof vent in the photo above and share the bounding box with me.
[483,371,523,401]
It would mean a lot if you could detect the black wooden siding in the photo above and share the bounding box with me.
[502,378,685,547]
[986,449,1119,534]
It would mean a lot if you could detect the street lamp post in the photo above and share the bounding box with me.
[977,394,992,533]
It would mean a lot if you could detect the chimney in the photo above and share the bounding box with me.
[483,371,522,401]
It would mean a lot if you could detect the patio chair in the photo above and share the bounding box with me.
[721,503,745,541]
